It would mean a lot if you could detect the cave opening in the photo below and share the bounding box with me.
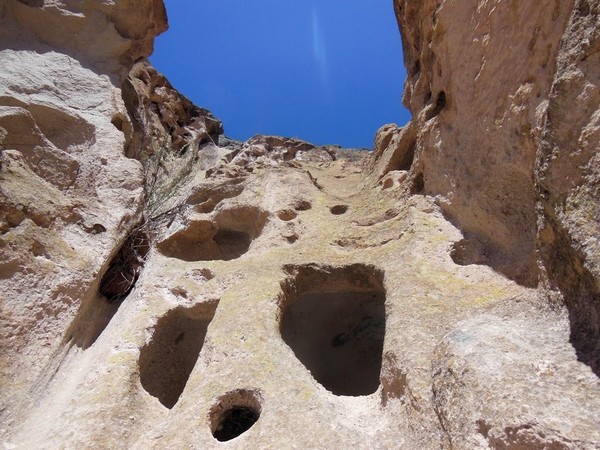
[156,206,268,262]
[209,389,262,442]
[138,301,219,409]
[99,227,150,303]
[330,204,349,215]
[280,264,386,396]
[213,407,260,442]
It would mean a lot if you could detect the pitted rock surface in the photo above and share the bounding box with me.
[1,1,599,449]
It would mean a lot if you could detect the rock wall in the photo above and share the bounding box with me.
[387,0,575,287]
[1,0,599,449]
[0,0,166,428]
[385,0,600,379]
[0,0,166,77]
[537,0,600,376]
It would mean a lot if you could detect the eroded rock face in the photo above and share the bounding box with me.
[387,0,577,287]
[123,60,222,159]
[122,59,223,216]
[0,0,167,77]
[537,0,600,376]
[0,0,167,431]
[1,1,600,449]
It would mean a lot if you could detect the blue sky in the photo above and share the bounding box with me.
[150,1,410,148]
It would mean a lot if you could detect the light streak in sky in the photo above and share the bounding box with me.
[311,7,331,97]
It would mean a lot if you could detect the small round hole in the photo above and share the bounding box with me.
[210,389,262,442]
[294,200,312,211]
[277,209,297,221]
[330,204,348,215]
[285,233,299,244]
[111,113,125,132]
[213,407,259,442]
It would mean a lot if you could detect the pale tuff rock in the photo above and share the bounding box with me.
[390,0,575,287]
[537,0,600,376]
[1,0,600,449]
[0,0,167,433]
[0,0,167,78]
[121,59,223,218]
[123,59,222,158]
[432,312,600,449]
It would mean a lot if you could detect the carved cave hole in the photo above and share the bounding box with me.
[99,228,150,303]
[330,204,349,215]
[210,389,262,442]
[139,301,219,409]
[390,140,416,172]
[157,206,267,262]
[64,226,150,349]
[280,264,386,396]
[294,200,312,211]
[425,91,447,121]
[186,181,245,214]
[411,172,425,194]
[213,228,251,257]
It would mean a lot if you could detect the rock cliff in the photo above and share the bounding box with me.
[1,0,599,448]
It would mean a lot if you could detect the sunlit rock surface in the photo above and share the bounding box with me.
[0,0,167,429]
[1,0,599,448]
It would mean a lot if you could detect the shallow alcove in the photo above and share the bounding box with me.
[65,226,150,349]
[293,200,312,211]
[389,140,415,172]
[212,228,252,259]
[26,103,97,152]
[139,301,219,409]
[209,389,262,442]
[411,172,425,194]
[279,264,386,396]
[285,233,299,244]
[425,91,447,121]
[185,180,245,214]
[277,209,297,221]
[450,231,539,289]
[99,227,150,303]
[450,238,485,266]
[157,206,268,262]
